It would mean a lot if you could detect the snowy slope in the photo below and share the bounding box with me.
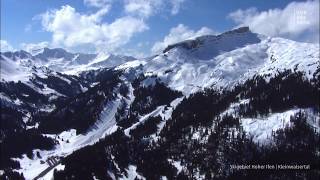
[13,79,136,179]
[121,27,319,95]
[14,91,127,179]
[220,98,320,145]
[0,52,35,82]
[241,108,320,145]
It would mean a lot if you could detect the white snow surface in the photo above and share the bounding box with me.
[40,164,65,180]
[155,97,184,135]
[119,165,145,180]
[194,100,319,146]
[136,31,319,95]
[220,99,250,117]
[168,159,183,174]
[124,97,183,138]
[241,108,320,145]
[1,55,34,82]
[0,92,24,107]
[124,105,164,137]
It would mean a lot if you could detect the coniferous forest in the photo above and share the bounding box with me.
[52,70,320,179]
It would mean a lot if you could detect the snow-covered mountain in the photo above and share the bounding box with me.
[119,26,319,94]
[0,48,136,115]
[1,27,319,180]
[0,48,136,82]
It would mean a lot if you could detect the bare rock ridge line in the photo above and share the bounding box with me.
[163,26,250,53]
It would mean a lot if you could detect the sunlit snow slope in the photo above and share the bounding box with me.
[119,27,319,94]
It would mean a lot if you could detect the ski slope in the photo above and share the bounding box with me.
[14,93,128,179]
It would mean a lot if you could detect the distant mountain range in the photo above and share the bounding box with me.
[1,47,136,81]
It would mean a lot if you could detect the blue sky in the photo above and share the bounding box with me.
[1,0,319,56]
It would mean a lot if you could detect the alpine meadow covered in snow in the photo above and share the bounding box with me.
[0,0,319,180]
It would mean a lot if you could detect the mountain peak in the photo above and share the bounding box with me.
[223,26,250,35]
[35,47,74,60]
[42,47,70,55]
[1,50,33,60]
[163,26,258,54]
